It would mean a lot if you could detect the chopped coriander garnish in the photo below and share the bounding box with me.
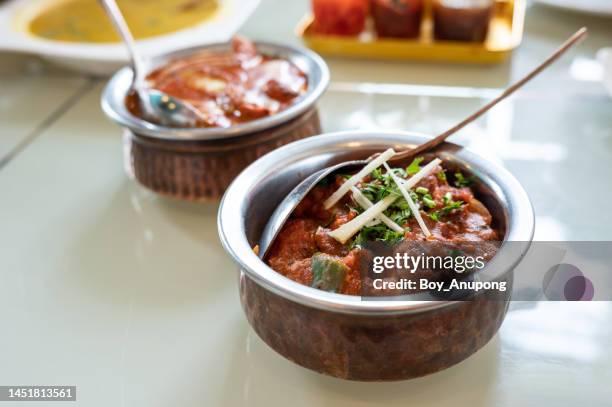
[351,224,404,248]
[442,200,463,214]
[388,208,411,225]
[406,157,424,176]
[382,229,404,244]
[454,171,475,187]
[422,196,436,208]
[443,191,453,204]
[449,249,463,257]
[342,160,473,244]
[360,183,399,202]
[391,198,410,211]
[429,192,464,220]
[371,168,383,180]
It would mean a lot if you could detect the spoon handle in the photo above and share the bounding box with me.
[98,0,147,85]
[390,27,588,163]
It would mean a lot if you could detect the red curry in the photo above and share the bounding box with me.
[266,159,499,295]
[127,36,308,127]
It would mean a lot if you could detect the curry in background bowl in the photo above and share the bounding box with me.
[101,38,329,201]
[29,0,219,43]
[126,37,309,128]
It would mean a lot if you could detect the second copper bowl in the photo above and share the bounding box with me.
[102,41,329,201]
[123,108,321,202]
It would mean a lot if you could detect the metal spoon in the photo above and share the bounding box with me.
[98,0,205,127]
[259,27,588,258]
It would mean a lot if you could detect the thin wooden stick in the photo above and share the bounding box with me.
[389,27,588,163]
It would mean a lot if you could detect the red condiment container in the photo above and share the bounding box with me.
[312,0,369,36]
[371,0,424,39]
[433,0,494,42]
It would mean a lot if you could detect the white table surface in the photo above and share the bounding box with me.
[1,1,611,406]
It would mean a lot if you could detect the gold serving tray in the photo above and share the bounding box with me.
[296,0,525,64]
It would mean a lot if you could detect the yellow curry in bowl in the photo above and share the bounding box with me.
[28,0,219,43]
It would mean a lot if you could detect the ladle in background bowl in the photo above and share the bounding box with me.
[98,0,203,127]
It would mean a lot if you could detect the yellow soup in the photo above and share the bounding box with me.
[29,0,219,43]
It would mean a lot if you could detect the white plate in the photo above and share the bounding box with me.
[533,0,612,16]
[0,0,260,75]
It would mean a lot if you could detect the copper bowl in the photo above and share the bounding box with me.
[218,131,534,381]
[101,41,329,202]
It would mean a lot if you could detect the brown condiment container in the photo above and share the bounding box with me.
[433,0,494,42]
[371,0,424,39]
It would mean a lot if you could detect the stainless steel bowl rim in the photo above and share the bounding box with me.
[218,131,535,316]
[100,41,330,141]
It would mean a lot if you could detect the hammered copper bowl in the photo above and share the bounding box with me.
[218,131,534,381]
[101,41,329,202]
